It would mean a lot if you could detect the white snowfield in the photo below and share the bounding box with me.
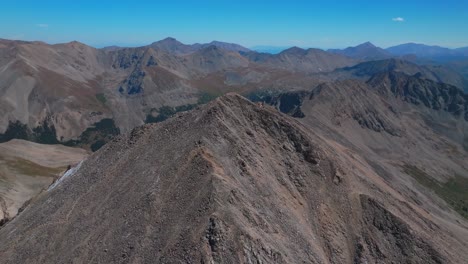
[48,160,84,191]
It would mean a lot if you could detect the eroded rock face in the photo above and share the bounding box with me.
[358,195,444,264]
[309,81,403,136]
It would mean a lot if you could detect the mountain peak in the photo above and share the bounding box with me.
[56,40,92,50]
[149,37,194,55]
[151,37,184,46]
[149,38,250,54]
[206,40,250,52]
[160,37,178,42]
[0,94,337,262]
[66,40,87,46]
[386,43,454,57]
[280,46,307,55]
[328,42,391,60]
[357,41,376,48]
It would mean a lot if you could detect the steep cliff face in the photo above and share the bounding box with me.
[0,94,466,263]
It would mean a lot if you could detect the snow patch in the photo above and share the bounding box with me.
[48,160,84,191]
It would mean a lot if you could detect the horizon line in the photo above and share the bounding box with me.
[1,36,467,51]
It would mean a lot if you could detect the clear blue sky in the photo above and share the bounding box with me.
[0,0,467,49]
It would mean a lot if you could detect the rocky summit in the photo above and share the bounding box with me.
[0,94,467,263]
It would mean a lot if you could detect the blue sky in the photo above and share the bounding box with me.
[0,0,467,49]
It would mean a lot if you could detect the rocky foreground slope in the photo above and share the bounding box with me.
[0,94,467,263]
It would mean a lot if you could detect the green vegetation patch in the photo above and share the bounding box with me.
[403,164,468,219]
[95,93,107,104]
[0,121,29,143]
[32,123,60,144]
[197,92,218,105]
[0,120,60,144]
[64,118,120,152]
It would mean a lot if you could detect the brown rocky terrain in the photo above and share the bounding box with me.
[0,94,467,263]
[254,71,468,260]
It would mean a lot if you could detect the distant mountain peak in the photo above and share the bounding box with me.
[328,42,391,60]
[209,40,226,45]
[160,37,177,42]
[152,37,183,45]
[66,40,86,45]
[357,41,376,48]
[205,40,250,52]
[58,40,92,50]
[281,46,307,55]
[149,38,250,54]
[385,43,457,59]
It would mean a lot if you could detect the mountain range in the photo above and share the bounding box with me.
[0,37,358,150]
[386,43,468,60]
[0,38,466,149]
[0,37,467,263]
[103,37,251,54]
[256,42,468,61]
